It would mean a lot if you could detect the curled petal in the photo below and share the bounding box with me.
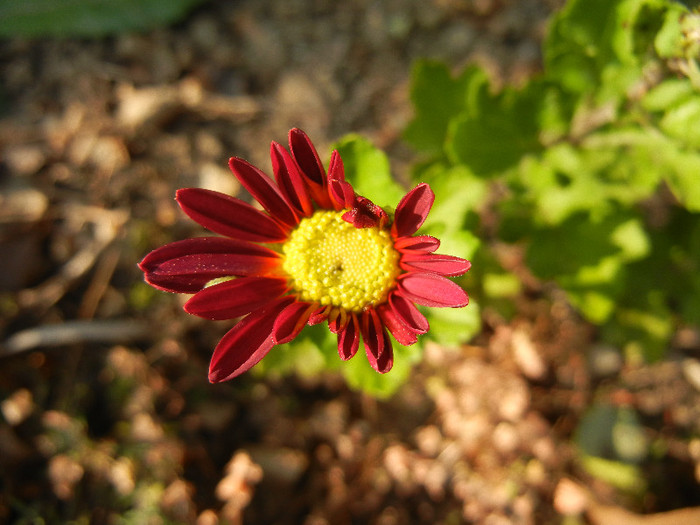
[401,253,472,276]
[392,183,435,238]
[289,128,332,208]
[273,301,315,344]
[360,310,394,373]
[377,304,418,346]
[342,196,389,229]
[308,305,330,325]
[176,188,288,243]
[394,235,440,253]
[328,309,349,334]
[229,157,298,227]
[184,277,288,320]
[390,293,429,334]
[329,178,355,211]
[337,314,360,361]
[139,237,280,293]
[327,150,345,181]
[399,273,469,308]
[270,141,313,217]
[208,296,294,383]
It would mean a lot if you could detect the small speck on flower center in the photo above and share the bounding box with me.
[282,210,401,312]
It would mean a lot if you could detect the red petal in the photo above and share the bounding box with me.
[270,142,313,217]
[139,237,280,293]
[328,309,348,334]
[394,235,440,253]
[184,277,288,320]
[288,128,332,208]
[327,150,345,181]
[342,196,389,229]
[392,183,435,238]
[208,296,294,383]
[398,273,469,308]
[390,293,429,334]
[308,305,330,325]
[337,314,360,360]
[176,188,288,243]
[273,300,314,344]
[360,310,394,373]
[401,253,472,276]
[377,304,418,346]
[329,179,355,211]
[229,157,298,227]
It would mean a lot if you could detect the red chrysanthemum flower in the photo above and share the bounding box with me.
[139,129,471,382]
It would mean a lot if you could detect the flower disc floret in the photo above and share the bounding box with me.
[282,210,400,312]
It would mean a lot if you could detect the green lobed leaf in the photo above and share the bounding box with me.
[544,0,622,94]
[654,4,693,58]
[0,0,208,37]
[341,342,422,399]
[404,60,491,156]
[642,78,695,111]
[657,146,700,211]
[422,302,481,347]
[659,97,700,148]
[446,81,543,176]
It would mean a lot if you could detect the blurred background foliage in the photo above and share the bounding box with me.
[0,0,209,38]
[404,0,700,364]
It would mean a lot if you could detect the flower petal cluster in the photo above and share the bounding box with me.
[139,129,470,382]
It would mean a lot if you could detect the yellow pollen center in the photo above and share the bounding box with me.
[282,210,401,312]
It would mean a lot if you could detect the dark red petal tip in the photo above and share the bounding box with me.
[392,183,435,238]
[228,157,298,227]
[288,128,332,208]
[337,314,360,361]
[270,142,314,217]
[361,310,394,374]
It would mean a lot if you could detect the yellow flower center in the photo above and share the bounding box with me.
[282,210,401,312]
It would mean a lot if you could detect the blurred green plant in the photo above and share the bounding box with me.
[0,0,208,38]
[405,0,700,363]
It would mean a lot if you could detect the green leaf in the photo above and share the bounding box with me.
[333,134,406,208]
[253,324,339,380]
[654,4,691,58]
[423,302,480,347]
[404,60,491,155]
[341,342,421,399]
[659,146,700,211]
[0,0,207,37]
[659,97,700,148]
[526,214,622,279]
[447,82,543,176]
[642,78,695,111]
[611,218,650,262]
[544,0,621,94]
